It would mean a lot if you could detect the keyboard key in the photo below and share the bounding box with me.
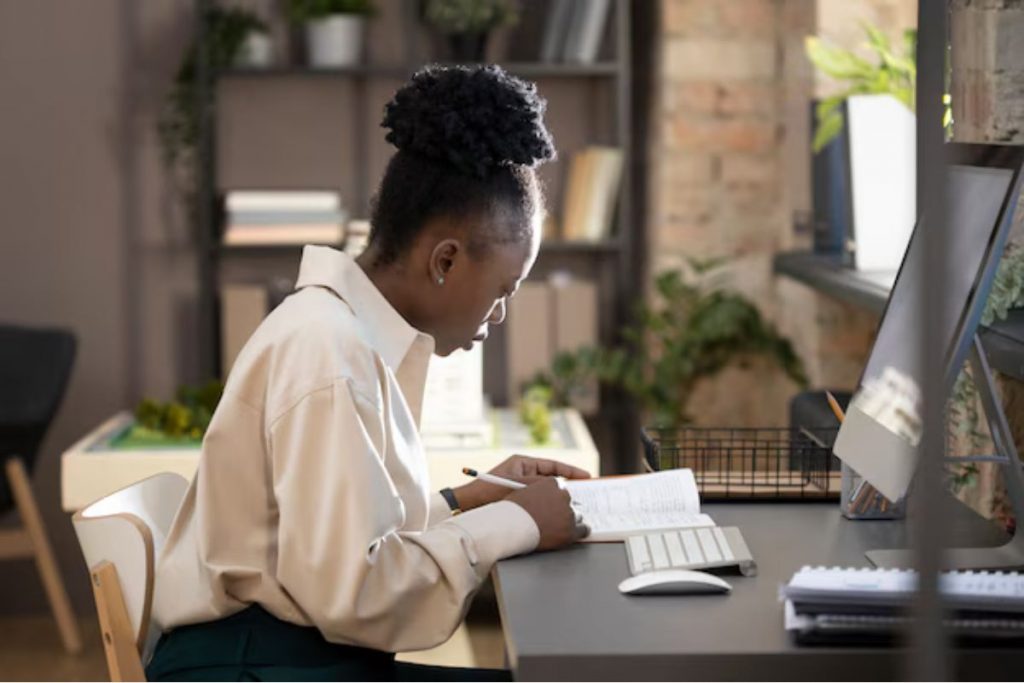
[697,528,723,563]
[648,534,670,569]
[628,535,651,573]
[664,532,687,567]
[681,529,704,564]
[713,527,735,562]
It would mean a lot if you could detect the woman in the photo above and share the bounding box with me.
[147,64,589,681]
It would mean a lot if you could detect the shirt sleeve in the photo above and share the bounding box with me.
[268,379,539,652]
[428,492,453,526]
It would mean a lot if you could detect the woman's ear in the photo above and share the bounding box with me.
[429,239,461,286]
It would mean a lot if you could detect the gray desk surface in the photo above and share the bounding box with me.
[492,501,1024,681]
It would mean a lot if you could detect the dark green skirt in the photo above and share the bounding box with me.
[145,604,510,682]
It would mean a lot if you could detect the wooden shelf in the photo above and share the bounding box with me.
[218,62,620,80]
[773,251,894,314]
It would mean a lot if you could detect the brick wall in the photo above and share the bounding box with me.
[951,0,1024,144]
[654,0,915,427]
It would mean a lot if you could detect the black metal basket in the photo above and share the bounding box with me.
[641,426,841,500]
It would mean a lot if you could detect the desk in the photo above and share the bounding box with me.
[60,408,599,511]
[493,501,1024,681]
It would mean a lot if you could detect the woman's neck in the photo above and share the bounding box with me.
[355,245,426,331]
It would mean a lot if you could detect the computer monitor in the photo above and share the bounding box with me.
[859,145,1023,396]
[833,143,1024,569]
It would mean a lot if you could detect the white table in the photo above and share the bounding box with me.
[60,409,599,511]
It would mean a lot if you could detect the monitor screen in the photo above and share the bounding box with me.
[859,165,1015,391]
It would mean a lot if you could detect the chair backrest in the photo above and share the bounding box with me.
[0,324,76,511]
[73,473,189,664]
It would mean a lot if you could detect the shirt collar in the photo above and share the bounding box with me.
[294,245,435,371]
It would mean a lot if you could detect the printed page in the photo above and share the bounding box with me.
[564,469,713,541]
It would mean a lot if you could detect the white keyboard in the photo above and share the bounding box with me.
[625,526,757,577]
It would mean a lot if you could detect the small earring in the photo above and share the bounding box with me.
[437,276,445,285]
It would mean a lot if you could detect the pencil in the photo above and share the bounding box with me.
[461,467,527,490]
[825,391,846,424]
[800,426,828,449]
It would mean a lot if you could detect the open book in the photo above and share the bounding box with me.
[564,469,714,542]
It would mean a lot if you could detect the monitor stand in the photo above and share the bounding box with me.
[867,335,1024,570]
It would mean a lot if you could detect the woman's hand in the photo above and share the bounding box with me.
[450,455,591,511]
[506,478,590,550]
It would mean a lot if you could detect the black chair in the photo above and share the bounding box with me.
[0,324,82,653]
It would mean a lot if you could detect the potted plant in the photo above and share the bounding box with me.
[424,0,519,63]
[287,0,375,68]
[525,259,808,432]
[158,6,269,212]
[804,25,923,272]
[805,25,918,153]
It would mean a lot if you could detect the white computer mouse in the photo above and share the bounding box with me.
[618,569,732,596]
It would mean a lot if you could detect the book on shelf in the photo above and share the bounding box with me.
[226,210,346,225]
[225,190,341,213]
[567,469,714,543]
[539,0,575,63]
[222,224,345,246]
[563,0,611,64]
[561,145,624,242]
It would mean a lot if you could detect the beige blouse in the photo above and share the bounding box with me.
[152,245,539,652]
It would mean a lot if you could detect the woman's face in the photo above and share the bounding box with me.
[428,219,540,357]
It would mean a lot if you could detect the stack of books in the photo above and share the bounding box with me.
[222,190,345,247]
[539,0,612,64]
[561,145,624,242]
[782,565,1024,645]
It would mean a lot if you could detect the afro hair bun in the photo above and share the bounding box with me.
[381,64,556,178]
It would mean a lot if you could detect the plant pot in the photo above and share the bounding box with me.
[844,93,916,271]
[234,31,273,68]
[306,15,366,67]
[447,32,489,62]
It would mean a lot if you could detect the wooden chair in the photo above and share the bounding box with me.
[72,472,189,682]
[0,324,81,653]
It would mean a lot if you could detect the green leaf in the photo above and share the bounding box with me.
[812,108,844,153]
[805,36,875,81]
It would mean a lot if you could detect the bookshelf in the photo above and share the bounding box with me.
[193,0,650,473]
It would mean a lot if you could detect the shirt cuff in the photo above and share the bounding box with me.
[427,491,453,527]
[446,500,540,569]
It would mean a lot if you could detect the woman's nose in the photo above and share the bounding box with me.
[488,299,506,325]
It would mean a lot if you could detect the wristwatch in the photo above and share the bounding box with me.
[439,487,462,515]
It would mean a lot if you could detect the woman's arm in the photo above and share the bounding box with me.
[268,378,539,652]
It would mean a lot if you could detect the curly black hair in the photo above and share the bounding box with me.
[368,64,557,265]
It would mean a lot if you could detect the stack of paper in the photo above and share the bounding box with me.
[223,191,345,246]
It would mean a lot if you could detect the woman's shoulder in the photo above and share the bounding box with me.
[229,287,385,415]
